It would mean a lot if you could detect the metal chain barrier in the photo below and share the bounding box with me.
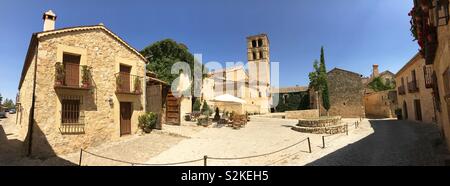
[78,119,365,166]
[79,137,311,166]
[80,149,203,166]
[208,137,310,160]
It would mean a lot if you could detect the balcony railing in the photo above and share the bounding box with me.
[59,123,85,134]
[115,73,143,95]
[54,62,92,90]
[424,65,433,88]
[408,80,419,93]
[398,85,406,95]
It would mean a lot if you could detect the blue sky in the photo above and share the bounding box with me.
[0,0,417,101]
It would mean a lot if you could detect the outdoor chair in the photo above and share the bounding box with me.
[218,114,229,125]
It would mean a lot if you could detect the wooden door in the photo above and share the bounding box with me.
[147,85,162,113]
[120,102,132,136]
[403,101,408,120]
[166,90,180,125]
[119,65,131,92]
[414,99,422,121]
[63,54,81,87]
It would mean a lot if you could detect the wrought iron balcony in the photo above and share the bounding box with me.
[408,80,420,93]
[115,73,143,95]
[424,65,433,88]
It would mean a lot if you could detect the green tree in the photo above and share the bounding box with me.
[0,93,2,105]
[368,77,395,92]
[140,39,194,83]
[201,100,211,116]
[140,39,207,99]
[308,47,330,112]
[193,98,201,111]
[3,99,15,109]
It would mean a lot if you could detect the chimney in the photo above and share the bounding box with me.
[372,64,379,78]
[42,10,57,31]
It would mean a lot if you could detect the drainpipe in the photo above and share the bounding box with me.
[27,42,38,156]
[143,66,147,113]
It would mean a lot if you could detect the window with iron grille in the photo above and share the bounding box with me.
[61,99,80,124]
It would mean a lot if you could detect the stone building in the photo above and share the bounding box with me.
[15,10,148,157]
[203,65,260,114]
[396,53,436,124]
[247,34,271,114]
[408,0,450,150]
[364,90,397,118]
[201,34,271,114]
[321,68,365,118]
[363,64,397,118]
[271,86,309,112]
[363,64,396,93]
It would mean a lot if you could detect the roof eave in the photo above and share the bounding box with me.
[18,34,38,90]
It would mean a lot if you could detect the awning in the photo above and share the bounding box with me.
[211,94,246,104]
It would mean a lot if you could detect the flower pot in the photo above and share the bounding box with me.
[55,81,63,86]
[143,128,152,133]
[82,82,90,88]
[427,34,434,42]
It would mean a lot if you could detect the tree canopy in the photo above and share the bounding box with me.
[140,39,207,97]
[308,47,330,111]
[140,39,195,84]
[368,77,395,92]
[2,98,15,109]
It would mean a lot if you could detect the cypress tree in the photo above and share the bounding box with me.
[319,47,330,112]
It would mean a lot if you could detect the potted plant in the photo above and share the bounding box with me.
[395,108,403,120]
[134,76,141,94]
[196,114,210,127]
[138,112,157,133]
[55,62,65,86]
[81,65,91,88]
[116,75,123,91]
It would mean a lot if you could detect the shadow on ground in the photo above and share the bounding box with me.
[306,119,447,166]
[0,122,76,166]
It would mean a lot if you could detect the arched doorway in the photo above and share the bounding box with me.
[403,101,408,120]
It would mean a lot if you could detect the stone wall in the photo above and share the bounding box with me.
[285,109,319,119]
[325,68,365,118]
[19,28,146,157]
[292,124,348,135]
[214,102,244,115]
[364,90,396,118]
[430,5,450,150]
[17,51,37,145]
